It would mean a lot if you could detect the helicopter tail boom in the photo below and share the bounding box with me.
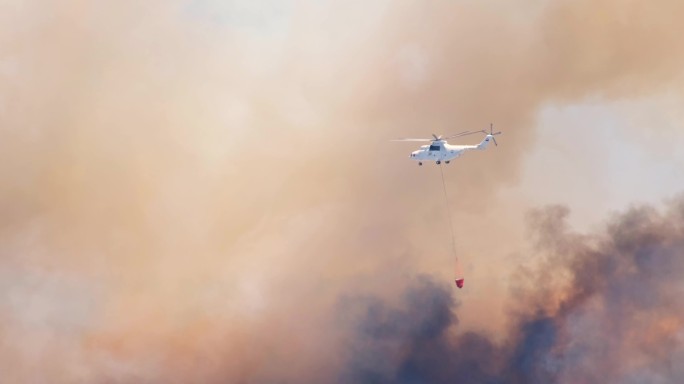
[476,135,494,150]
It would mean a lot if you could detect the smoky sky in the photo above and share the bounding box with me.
[339,198,684,384]
[1,0,684,383]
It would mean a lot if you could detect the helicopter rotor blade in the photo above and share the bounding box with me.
[392,128,490,142]
[443,130,481,140]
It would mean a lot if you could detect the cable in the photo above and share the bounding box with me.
[440,163,465,288]
[439,163,457,260]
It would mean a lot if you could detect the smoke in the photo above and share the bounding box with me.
[340,197,684,384]
[339,277,502,384]
[1,0,683,382]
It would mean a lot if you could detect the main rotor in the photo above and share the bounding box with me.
[392,130,481,143]
[392,123,502,143]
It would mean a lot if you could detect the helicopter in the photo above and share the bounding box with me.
[393,124,501,165]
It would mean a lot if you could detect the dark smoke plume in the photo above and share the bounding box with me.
[339,197,684,384]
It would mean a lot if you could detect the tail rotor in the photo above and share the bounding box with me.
[482,123,502,146]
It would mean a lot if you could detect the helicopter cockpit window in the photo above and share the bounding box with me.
[429,144,441,151]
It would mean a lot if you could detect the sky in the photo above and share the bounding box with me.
[1,0,684,383]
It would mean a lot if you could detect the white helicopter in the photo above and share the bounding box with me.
[393,124,502,166]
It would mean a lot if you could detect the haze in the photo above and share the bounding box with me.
[1,1,683,382]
